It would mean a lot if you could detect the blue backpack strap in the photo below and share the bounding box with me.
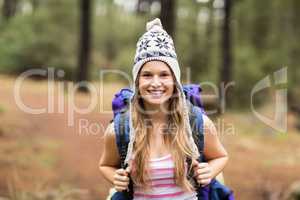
[114,109,130,169]
[208,179,234,200]
[190,104,205,161]
[186,102,206,189]
[113,109,133,200]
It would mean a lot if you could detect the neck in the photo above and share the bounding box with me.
[147,110,169,138]
[143,102,169,125]
[149,111,168,124]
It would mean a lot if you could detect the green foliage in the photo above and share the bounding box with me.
[232,0,300,107]
[0,0,299,108]
[0,0,78,79]
[0,14,37,73]
[176,1,211,82]
[92,3,146,76]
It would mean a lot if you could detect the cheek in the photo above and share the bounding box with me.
[167,87,174,97]
[138,79,148,94]
[166,81,175,94]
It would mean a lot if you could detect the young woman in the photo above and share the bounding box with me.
[99,18,229,200]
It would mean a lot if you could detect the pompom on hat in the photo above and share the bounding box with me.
[125,18,200,164]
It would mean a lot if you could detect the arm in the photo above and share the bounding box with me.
[203,114,228,178]
[99,122,130,191]
[99,122,120,184]
[194,115,229,185]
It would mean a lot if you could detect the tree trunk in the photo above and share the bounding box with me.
[2,0,18,20]
[159,0,176,38]
[219,0,233,112]
[136,0,160,14]
[203,1,214,71]
[77,0,92,92]
[31,0,39,12]
[187,3,201,82]
[104,0,116,68]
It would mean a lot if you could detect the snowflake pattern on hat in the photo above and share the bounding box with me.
[134,26,177,65]
[154,37,169,49]
[138,40,151,52]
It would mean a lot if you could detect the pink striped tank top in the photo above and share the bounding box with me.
[133,154,197,200]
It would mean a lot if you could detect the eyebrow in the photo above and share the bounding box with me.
[160,70,170,73]
[141,71,151,73]
[141,70,170,73]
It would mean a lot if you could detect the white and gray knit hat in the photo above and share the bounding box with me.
[125,18,199,164]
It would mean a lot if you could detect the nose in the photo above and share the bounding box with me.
[150,75,162,87]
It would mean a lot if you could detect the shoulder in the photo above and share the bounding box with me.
[104,121,117,143]
[105,121,115,135]
[100,121,121,166]
[202,114,213,128]
[190,106,214,132]
[202,114,217,136]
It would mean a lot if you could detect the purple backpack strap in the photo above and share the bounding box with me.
[198,185,210,199]
[183,84,203,109]
[112,88,133,117]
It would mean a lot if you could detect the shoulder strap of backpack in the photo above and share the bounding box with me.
[188,102,205,160]
[113,109,134,199]
[113,108,130,169]
[186,102,206,189]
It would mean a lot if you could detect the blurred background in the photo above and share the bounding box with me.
[0,0,300,199]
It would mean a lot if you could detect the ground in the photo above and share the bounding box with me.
[0,75,299,200]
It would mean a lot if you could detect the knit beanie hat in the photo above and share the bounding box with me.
[125,18,199,164]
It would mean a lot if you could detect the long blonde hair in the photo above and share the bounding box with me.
[130,77,195,192]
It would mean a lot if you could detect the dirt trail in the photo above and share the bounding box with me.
[0,77,113,199]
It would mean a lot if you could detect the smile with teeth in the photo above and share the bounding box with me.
[147,90,165,98]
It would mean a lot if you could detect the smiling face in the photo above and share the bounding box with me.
[137,60,175,110]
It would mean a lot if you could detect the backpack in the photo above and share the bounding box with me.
[110,84,234,200]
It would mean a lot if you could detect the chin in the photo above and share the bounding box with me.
[143,96,170,107]
[147,100,165,105]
